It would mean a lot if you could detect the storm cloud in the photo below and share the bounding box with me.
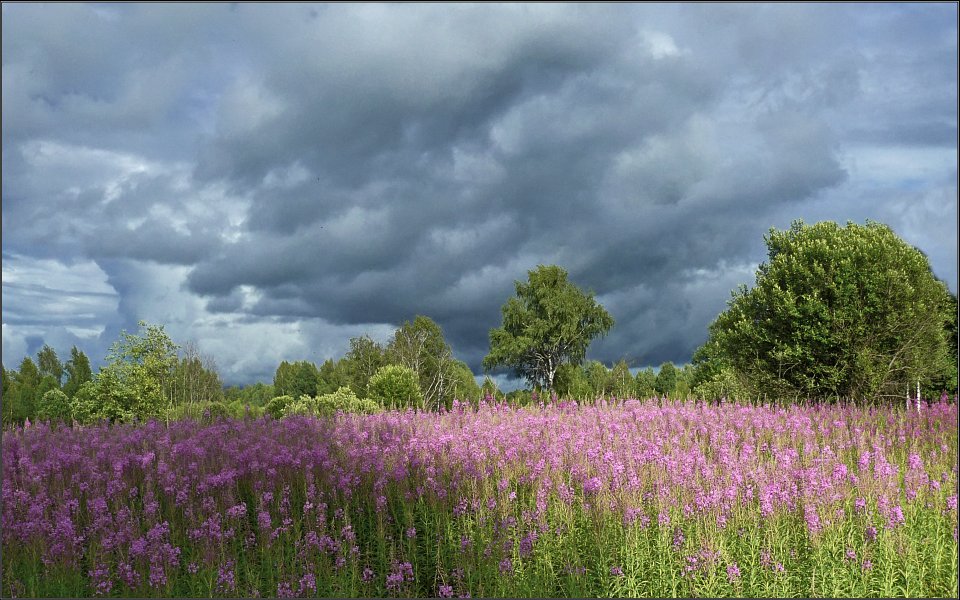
[3,3,957,387]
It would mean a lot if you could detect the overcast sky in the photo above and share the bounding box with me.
[2,3,957,388]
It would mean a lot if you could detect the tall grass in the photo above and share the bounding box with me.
[3,398,957,597]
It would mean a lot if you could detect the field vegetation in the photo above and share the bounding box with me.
[3,398,957,597]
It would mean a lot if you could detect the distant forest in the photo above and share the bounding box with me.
[2,220,956,427]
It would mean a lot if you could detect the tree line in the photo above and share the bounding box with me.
[2,324,225,426]
[482,220,957,404]
[2,219,957,426]
[0,315,487,426]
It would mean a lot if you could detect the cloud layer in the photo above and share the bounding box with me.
[3,4,957,386]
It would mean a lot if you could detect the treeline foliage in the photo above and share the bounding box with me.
[480,223,957,404]
[2,323,226,427]
[3,220,956,425]
[2,315,482,426]
[551,359,693,401]
[267,316,481,415]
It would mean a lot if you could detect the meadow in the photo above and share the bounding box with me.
[2,397,958,598]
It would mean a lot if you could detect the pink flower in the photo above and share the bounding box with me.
[886,505,905,529]
[907,453,923,471]
[804,505,821,535]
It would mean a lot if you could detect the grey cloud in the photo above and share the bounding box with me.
[3,4,956,385]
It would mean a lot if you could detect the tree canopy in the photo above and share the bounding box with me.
[386,315,456,411]
[274,360,320,399]
[63,346,93,398]
[368,364,423,410]
[483,265,614,391]
[96,321,180,421]
[696,220,957,401]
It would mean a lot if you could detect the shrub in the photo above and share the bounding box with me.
[265,395,294,419]
[368,364,423,410]
[693,366,752,402]
[317,386,382,415]
[282,394,320,418]
[68,382,101,425]
[36,389,71,423]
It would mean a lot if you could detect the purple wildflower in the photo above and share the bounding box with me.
[216,560,236,593]
[298,573,317,595]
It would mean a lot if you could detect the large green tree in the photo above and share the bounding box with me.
[2,359,39,425]
[317,359,350,395]
[168,343,224,405]
[654,361,678,397]
[37,389,71,423]
[699,220,956,401]
[483,265,614,391]
[610,360,634,399]
[36,345,63,386]
[63,346,93,398]
[368,364,423,410]
[96,321,180,421]
[273,360,320,399]
[386,315,456,411]
[343,336,387,398]
[634,367,657,399]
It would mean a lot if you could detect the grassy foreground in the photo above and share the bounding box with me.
[3,398,958,597]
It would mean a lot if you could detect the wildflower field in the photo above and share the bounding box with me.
[3,398,958,598]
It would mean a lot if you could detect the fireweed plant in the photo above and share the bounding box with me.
[3,398,958,598]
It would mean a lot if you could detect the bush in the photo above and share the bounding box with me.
[265,395,294,419]
[69,382,101,425]
[36,389,71,423]
[282,394,320,418]
[280,388,383,418]
[316,386,381,415]
[368,364,423,410]
[693,367,752,402]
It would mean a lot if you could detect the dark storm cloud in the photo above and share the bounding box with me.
[183,4,855,369]
[2,3,956,384]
